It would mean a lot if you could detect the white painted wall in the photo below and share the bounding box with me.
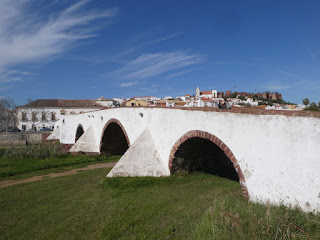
[16,107,101,131]
[59,107,320,212]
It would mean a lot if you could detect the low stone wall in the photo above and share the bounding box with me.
[0,132,52,146]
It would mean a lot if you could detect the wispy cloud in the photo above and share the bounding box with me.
[279,70,298,78]
[146,32,183,45]
[112,51,206,82]
[119,29,183,56]
[262,83,291,91]
[120,81,139,87]
[165,68,197,79]
[0,0,118,88]
[208,60,233,65]
[0,69,25,83]
[262,70,307,91]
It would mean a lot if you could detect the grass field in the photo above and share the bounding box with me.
[1,168,319,239]
[0,144,120,180]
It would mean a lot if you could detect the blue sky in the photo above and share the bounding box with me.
[1,0,320,105]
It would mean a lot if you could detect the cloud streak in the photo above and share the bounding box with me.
[112,51,206,82]
[120,81,139,87]
[165,68,197,79]
[0,0,117,86]
[119,30,183,56]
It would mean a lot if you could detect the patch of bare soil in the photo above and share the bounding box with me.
[0,162,117,188]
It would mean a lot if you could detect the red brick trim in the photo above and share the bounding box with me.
[61,144,74,153]
[41,133,51,143]
[99,118,131,153]
[168,130,249,199]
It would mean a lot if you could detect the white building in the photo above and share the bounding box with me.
[244,97,259,107]
[94,97,114,107]
[201,98,219,108]
[16,99,104,131]
[134,96,160,102]
[163,96,174,100]
[113,98,125,106]
[196,87,218,99]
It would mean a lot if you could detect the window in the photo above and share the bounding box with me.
[32,112,37,121]
[51,126,54,130]
[51,112,56,121]
[42,112,46,121]
[60,110,66,115]
[131,103,135,106]
[22,125,26,131]
[22,112,27,121]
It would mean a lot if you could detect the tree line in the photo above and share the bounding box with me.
[303,98,320,111]
[0,97,33,132]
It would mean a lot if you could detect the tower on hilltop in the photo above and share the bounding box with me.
[196,87,200,99]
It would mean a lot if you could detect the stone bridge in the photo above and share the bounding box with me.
[47,107,320,212]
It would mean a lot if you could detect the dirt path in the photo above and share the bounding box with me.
[0,162,117,188]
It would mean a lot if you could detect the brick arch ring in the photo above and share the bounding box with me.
[99,118,131,152]
[168,130,249,199]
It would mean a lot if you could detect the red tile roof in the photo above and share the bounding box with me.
[201,97,217,102]
[18,99,104,108]
[200,91,212,94]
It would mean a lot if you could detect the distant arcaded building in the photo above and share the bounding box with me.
[16,99,104,131]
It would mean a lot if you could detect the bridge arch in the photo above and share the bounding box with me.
[75,124,84,142]
[168,130,249,199]
[100,118,130,155]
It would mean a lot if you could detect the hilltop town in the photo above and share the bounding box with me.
[122,87,292,110]
[0,87,312,132]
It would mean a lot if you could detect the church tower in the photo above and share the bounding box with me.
[196,87,200,100]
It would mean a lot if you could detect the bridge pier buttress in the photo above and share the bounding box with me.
[107,129,170,177]
[69,126,100,154]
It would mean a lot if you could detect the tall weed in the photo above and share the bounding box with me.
[3,143,66,159]
[191,197,319,239]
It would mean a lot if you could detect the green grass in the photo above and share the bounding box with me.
[0,170,319,240]
[191,198,320,240]
[0,143,66,159]
[0,154,120,179]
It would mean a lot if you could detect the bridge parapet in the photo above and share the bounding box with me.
[120,106,320,118]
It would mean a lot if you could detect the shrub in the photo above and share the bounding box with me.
[3,142,66,159]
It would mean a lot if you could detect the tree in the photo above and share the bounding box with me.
[230,92,238,98]
[318,101,320,108]
[0,97,16,132]
[237,95,246,101]
[303,98,309,107]
[309,102,318,111]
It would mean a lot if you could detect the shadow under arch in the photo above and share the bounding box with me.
[75,124,84,142]
[100,118,130,155]
[168,130,249,199]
